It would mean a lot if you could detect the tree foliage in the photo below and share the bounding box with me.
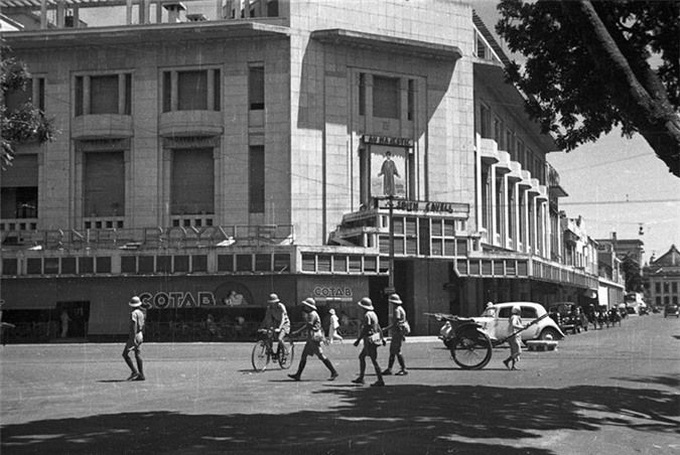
[496,0,680,177]
[621,254,643,293]
[1,45,58,170]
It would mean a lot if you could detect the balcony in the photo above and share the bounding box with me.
[72,114,133,139]
[159,111,223,137]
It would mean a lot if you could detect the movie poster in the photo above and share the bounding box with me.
[370,145,406,199]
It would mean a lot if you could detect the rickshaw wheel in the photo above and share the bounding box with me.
[450,329,492,370]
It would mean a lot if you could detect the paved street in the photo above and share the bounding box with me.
[1,314,678,455]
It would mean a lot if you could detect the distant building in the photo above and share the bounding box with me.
[644,245,680,308]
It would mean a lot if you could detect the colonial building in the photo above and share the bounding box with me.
[0,0,599,342]
[644,245,680,308]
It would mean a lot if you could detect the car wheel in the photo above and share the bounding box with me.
[539,328,560,341]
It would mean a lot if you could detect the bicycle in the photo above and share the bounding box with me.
[251,328,295,372]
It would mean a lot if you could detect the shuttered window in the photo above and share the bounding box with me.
[171,148,214,215]
[83,152,125,217]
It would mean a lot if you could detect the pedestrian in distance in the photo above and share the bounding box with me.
[288,298,338,381]
[382,293,409,376]
[260,293,291,357]
[503,305,523,370]
[123,296,146,381]
[352,297,385,387]
[327,308,343,344]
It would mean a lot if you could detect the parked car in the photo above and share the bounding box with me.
[664,303,679,318]
[440,302,565,345]
[547,302,587,334]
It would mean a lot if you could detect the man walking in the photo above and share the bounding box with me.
[123,296,145,381]
[352,297,385,387]
[288,297,338,381]
[382,293,409,376]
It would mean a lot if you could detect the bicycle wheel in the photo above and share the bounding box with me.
[251,340,270,372]
[450,330,492,370]
[278,337,295,370]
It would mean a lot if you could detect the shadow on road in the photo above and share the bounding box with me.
[2,383,678,455]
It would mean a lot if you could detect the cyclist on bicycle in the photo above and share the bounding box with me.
[260,293,291,356]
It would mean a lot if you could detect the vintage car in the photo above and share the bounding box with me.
[547,302,587,334]
[440,301,565,346]
[664,303,679,318]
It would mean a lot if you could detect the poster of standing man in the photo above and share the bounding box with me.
[371,147,406,198]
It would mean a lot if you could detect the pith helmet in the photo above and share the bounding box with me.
[511,305,521,314]
[268,293,281,304]
[388,294,403,305]
[129,296,142,308]
[357,297,374,311]
[301,297,317,311]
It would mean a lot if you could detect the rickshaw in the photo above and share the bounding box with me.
[426,312,549,370]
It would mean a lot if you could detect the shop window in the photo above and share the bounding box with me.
[273,254,290,273]
[171,148,214,216]
[255,254,271,271]
[27,258,42,275]
[96,257,111,273]
[75,73,131,116]
[80,257,94,274]
[248,66,264,110]
[218,255,234,272]
[175,255,190,272]
[44,258,59,274]
[236,254,252,272]
[2,258,18,275]
[121,256,136,273]
[157,255,172,273]
[162,68,221,112]
[62,257,76,274]
[83,151,125,218]
[192,255,207,272]
[249,145,265,213]
[139,256,154,273]
[373,75,399,119]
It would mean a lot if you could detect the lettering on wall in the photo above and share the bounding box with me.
[312,286,353,301]
[139,291,217,309]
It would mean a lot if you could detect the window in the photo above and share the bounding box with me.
[655,282,661,293]
[407,79,415,121]
[249,145,265,213]
[494,117,504,149]
[248,66,264,110]
[4,77,45,112]
[75,73,131,116]
[1,155,38,220]
[171,148,214,215]
[83,152,125,218]
[505,130,515,157]
[162,68,221,112]
[358,73,366,116]
[664,282,669,293]
[672,282,677,294]
[479,103,491,138]
[517,139,525,164]
[373,75,399,119]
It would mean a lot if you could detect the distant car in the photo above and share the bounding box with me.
[440,302,565,345]
[664,304,679,318]
[547,302,587,334]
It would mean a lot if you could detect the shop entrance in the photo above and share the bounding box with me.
[55,301,90,339]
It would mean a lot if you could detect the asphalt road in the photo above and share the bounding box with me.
[1,314,678,455]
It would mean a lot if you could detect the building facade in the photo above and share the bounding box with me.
[1,0,599,342]
[644,245,680,308]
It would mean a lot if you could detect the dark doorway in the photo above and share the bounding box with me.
[56,301,90,339]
